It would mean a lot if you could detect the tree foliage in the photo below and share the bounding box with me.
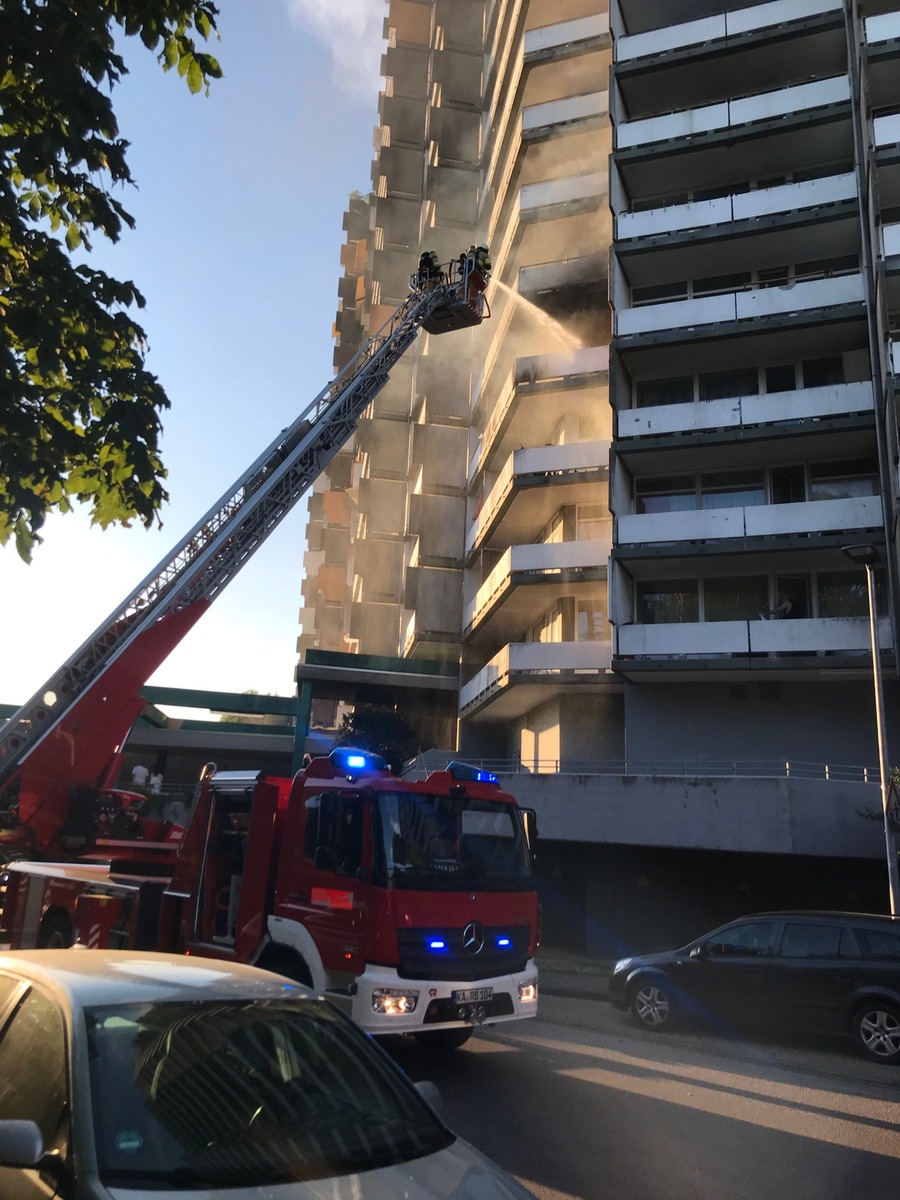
[0,0,222,561]
[336,705,418,774]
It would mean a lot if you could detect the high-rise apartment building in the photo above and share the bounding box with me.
[300,0,900,950]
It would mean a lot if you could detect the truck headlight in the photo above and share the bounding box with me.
[518,977,537,1003]
[372,988,419,1015]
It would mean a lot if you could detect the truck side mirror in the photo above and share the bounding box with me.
[522,808,538,856]
[314,846,333,871]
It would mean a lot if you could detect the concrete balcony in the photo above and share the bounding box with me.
[616,273,866,338]
[616,75,850,152]
[520,170,608,219]
[459,640,613,720]
[470,346,610,480]
[464,538,611,640]
[617,615,893,659]
[518,252,608,297]
[618,494,884,547]
[617,173,856,241]
[466,441,611,558]
[616,0,841,63]
[524,14,610,61]
[617,381,874,440]
[884,221,900,258]
[522,91,608,137]
[893,340,900,375]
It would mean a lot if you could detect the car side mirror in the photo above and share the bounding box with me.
[415,1080,443,1116]
[0,1120,43,1168]
[690,943,707,960]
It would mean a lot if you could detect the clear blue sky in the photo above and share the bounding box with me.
[1,1,385,712]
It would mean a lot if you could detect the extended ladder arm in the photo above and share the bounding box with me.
[0,271,487,843]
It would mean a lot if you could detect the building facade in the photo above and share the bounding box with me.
[300,0,900,951]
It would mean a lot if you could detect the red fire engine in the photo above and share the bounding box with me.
[2,747,538,1048]
[0,262,538,1046]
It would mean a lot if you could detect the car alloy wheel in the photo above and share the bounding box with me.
[852,1001,900,1063]
[630,980,672,1030]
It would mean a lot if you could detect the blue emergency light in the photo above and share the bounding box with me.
[329,747,388,775]
[497,937,511,948]
[445,761,499,785]
[428,939,447,951]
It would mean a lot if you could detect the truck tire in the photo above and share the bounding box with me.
[414,1027,473,1052]
[38,914,73,949]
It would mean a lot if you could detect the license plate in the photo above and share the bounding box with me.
[452,987,493,1004]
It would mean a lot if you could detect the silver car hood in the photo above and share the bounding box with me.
[105,1137,535,1200]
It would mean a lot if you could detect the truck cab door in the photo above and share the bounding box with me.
[283,791,371,985]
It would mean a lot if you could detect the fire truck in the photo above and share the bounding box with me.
[0,746,538,1048]
[0,260,540,1046]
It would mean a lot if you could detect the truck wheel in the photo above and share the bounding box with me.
[38,915,73,949]
[260,953,313,989]
[414,1027,473,1052]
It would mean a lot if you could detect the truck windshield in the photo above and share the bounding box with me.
[374,790,532,890]
[85,996,452,1188]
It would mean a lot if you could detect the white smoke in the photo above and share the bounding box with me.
[284,0,386,101]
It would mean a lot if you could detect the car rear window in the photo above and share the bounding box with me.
[777,923,853,959]
[853,927,900,961]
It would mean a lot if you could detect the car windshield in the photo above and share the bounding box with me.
[374,790,533,891]
[85,996,452,1188]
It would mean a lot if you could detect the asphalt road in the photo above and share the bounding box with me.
[384,990,900,1200]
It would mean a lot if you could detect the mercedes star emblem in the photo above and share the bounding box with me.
[463,921,485,955]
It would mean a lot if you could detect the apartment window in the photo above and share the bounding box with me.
[704,576,768,622]
[694,271,750,297]
[631,280,688,306]
[635,376,693,408]
[796,256,857,281]
[802,357,844,388]
[758,266,790,289]
[533,604,563,644]
[808,460,878,500]
[765,364,796,393]
[577,599,607,641]
[576,504,608,541]
[636,580,698,624]
[770,465,805,504]
[700,470,765,510]
[635,476,696,515]
[698,368,758,402]
[540,510,565,544]
[816,570,885,617]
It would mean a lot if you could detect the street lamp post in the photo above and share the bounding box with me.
[842,544,900,915]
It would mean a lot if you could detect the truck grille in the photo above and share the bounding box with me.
[396,925,530,981]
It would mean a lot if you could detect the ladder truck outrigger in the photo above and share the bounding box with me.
[0,258,541,1049]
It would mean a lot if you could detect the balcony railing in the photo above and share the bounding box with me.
[465,537,611,633]
[524,14,609,58]
[618,494,883,545]
[518,253,607,294]
[522,91,608,134]
[616,273,865,337]
[617,75,850,151]
[405,750,881,784]
[617,0,841,62]
[467,441,611,555]
[617,173,856,241]
[520,170,608,217]
[617,380,874,439]
[617,614,893,657]
[459,640,613,711]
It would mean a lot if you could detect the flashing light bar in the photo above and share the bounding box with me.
[428,939,447,951]
[446,761,499,785]
[329,747,388,775]
[497,937,511,947]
